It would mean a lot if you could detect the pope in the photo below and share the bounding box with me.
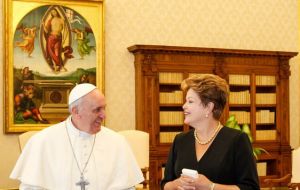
[10,83,144,190]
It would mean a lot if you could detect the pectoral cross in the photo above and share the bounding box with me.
[76,176,89,190]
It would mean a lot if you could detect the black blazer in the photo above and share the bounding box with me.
[161,126,260,190]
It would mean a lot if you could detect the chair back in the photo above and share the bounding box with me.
[118,130,149,168]
[118,129,149,189]
[19,131,39,151]
[264,147,300,190]
[292,147,300,183]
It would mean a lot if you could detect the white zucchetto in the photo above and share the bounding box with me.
[68,83,97,105]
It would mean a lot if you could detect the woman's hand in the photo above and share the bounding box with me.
[181,174,212,190]
[164,176,196,190]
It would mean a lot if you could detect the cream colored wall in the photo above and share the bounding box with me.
[0,0,299,188]
[0,0,23,188]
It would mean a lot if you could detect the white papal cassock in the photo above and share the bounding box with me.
[10,117,144,190]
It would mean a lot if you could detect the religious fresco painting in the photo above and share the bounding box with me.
[4,0,104,133]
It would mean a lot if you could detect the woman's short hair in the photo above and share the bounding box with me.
[181,74,229,120]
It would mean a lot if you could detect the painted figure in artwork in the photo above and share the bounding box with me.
[14,85,48,124]
[72,27,95,59]
[12,5,98,126]
[21,67,34,81]
[15,24,37,57]
[42,7,73,73]
[20,66,34,91]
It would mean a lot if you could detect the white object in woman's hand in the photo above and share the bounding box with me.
[182,168,198,179]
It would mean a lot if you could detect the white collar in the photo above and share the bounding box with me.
[66,116,93,138]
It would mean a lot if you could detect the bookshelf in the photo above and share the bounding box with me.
[128,45,297,188]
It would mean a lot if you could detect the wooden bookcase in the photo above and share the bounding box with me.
[128,45,297,188]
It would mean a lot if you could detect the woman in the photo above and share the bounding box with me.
[161,74,259,190]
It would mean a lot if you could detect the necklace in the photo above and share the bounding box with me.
[194,122,222,145]
[65,122,96,190]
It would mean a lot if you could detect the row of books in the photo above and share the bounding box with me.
[229,111,250,124]
[228,75,275,86]
[256,75,276,86]
[188,73,206,78]
[229,110,275,124]
[159,73,275,86]
[229,75,250,85]
[256,130,276,140]
[159,91,183,104]
[159,73,183,84]
[159,72,209,84]
[256,93,276,104]
[256,110,275,124]
[257,162,267,176]
[229,91,276,104]
[159,93,275,105]
[159,111,184,125]
[229,90,251,104]
[160,132,180,143]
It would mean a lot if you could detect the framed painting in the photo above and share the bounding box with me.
[4,0,104,133]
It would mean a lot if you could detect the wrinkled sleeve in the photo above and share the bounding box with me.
[234,132,260,190]
[10,133,54,189]
[111,136,144,189]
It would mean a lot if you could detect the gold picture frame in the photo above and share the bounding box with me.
[4,0,104,133]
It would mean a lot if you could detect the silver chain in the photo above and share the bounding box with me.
[65,122,96,177]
